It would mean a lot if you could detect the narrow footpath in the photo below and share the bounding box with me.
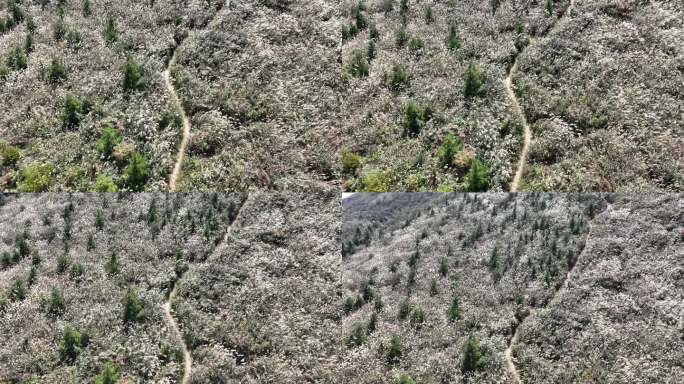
[162,285,192,384]
[164,0,231,191]
[504,199,610,383]
[507,0,576,191]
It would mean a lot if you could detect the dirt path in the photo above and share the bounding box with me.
[162,285,192,384]
[503,198,610,383]
[164,0,230,191]
[505,59,530,193]
[506,0,576,191]
[162,52,190,192]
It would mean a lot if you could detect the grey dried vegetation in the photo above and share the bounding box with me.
[0,0,681,192]
[0,192,340,383]
[340,192,683,383]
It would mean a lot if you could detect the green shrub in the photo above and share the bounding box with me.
[94,174,118,192]
[546,0,554,15]
[437,134,463,167]
[402,101,431,137]
[95,361,120,384]
[448,295,461,321]
[425,6,434,24]
[461,335,485,373]
[447,25,461,50]
[395,27,408,47]
[439,256,448,277]
[59,326,83,362]
[53,16,66,41]
[103,16,118,43]
[124,152,149,191]
[70,263,85,280]
[66,29,82,48]
[363,170,392,192]
[465,158,490,192]
[341,152,362,175]
[105,253,120,275]
[399,0,409,15]
[62,94,84,128]
[385,64,409,91]
[410,307,425,326]
[56,253,70,274]
[347,323,368,348]
[348,51,369,78]
[463,62,486,98]
[9,279,28,301]
[366,39,376,62]
[7,46,27,70]
[386,335,402,364]
[123,289,145,323]
[408,37,424,53]
[123,57,146,92]
[0,140,21,166]
[47,58,67,84]
[24,33,33,53]
[429,279,438,296]
[16,163,53,192]
[83,0,92,16]
[96,127,122,158]
[47,288,66,315]
[396,374,415,384]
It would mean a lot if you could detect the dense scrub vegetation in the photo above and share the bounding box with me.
[0,192,340,383]
[339,0,571,192]
[339,192,683,382]
[515,0,683,191]
[171,0,342,191]
[0,0,225,192]
[0,0,680,192]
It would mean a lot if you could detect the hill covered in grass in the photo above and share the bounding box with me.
[339,192,683,383]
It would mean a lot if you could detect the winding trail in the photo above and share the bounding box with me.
[163,52,191,192]
[504,198,611,383]
[164,0,231,191]
[505,59,531,193]
[506,0,576,192]
[162,285,192,384]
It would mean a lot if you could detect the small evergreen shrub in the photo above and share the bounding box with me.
[461,336,485,373]
[348,51,369,78]
[122,289,145,323]
[123,57,146,92]
[386,335,402,364]
[95,175,118,192]
[95,361,121,384]
[47,288,66,315]
[342,152,362,175]
[103,16,118,43]
[47,58,67,84]
[465,158,490,192]
[347,323,368,348]
[402,101,431,137]
[448,295,461,321]
[96,127,122,158]
[124,152,150,191]
[437,134,464,167]
[463,62,486,98]
[59,326,84,362]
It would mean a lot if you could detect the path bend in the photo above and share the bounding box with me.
[506,0,576,192]
[164,0,231,191]
[162,285,192,384]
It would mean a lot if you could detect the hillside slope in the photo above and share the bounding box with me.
[340,192,683,383]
